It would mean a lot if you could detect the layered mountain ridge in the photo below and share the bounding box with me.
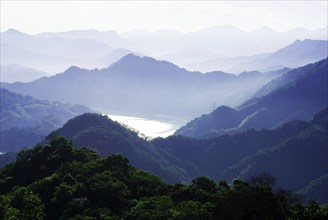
[1,54,286,120]
[0,88,93,152]
[175,58,328,138]
[189,39,328,73]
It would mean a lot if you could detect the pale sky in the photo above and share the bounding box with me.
[1,1,327,34]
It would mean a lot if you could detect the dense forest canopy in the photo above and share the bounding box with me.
[1,137,327,219]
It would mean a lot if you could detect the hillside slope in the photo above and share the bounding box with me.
[154,108,328,203]
[175,58,327,138]
[1,54,285,119]
[0,89,93,152]
[45,113,190,183]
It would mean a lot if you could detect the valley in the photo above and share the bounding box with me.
[0,1,327,219]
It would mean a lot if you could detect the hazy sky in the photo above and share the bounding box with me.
[1,1,327,34]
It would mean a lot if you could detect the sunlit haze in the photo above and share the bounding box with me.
[1,1,327,34]
[108,115,179,138]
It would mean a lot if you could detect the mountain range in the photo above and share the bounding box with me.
[3,105,325,203]
[175,58,328,139]
[1,29,112,73]
[1,56,327,203]
[1,54,288,120]
[122,25,327,67]
[1,25,328,206]
[188,39,328,73]
[1,26,327,74]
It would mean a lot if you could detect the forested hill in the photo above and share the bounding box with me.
[1,137,327,219]
[2,108,326,203]
[152,108,328,203]
[44,113,190,183]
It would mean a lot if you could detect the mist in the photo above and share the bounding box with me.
[1,1,328,214]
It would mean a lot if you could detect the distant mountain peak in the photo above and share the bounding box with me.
[238,71,262,78]
[108,53,147,67]
[292,38,323,45]
[63,66,84,74]
[109,53,182,72]
[212,105,236,115]
[251,26,274,32]
[199,25,244,33]
[5,28,20,33]
[120,53,143,61]
[3,28,27,36]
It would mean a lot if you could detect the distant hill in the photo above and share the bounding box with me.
[238,39,328,72]
[188,39,328,73]
[2,27,327,74]
[123,25,327,68]
[99,48,143,66]
[0,64,47,83]
[262,39,328,68]
[1,54,287,120]
[35,29,125,49]
[0,89,93,152]
[1,29,112,73]
[175,58,328,138]
[44,113,190,183]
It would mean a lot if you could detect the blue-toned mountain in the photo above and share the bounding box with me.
[1,54,285,120]
[175,58,327,138]
[0,88,93,152]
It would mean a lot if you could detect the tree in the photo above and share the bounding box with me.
[10,187,45,220]
[191,176,217,193]
[290,200,328,219]
[170,200,214,220]
[247,172,276,189]
[0,194,19,220]
[86,171,130,214]
[124,196,174,220]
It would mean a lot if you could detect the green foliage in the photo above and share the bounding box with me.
[290,201,328,219]
[192,176,217,193]
[213,179,282,219]
[170,200,214,220]
[124,196,174,219]
[247,172,276,189]
[152,107,328,204]
[129,170,167,198]
[9,187,45,219]
[0,194,19,220]
[0,137,327,219]
[45,113,187,183]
